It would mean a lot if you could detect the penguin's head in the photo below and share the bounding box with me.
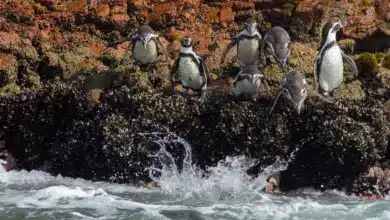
[320,18,346,47]
[242,65,263,84]
[0,151,11,172]
[180,36,193,48]
[244,18,257,35]
[137,25,155,49]
[282,71,308,115]
[0,141,17,172]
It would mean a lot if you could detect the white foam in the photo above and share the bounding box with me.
[0,130,389,219]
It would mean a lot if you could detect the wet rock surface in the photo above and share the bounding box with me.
[0,0,389,196]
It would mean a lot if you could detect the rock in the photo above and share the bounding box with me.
[0,53,18,86]
[0,0,389,196]
[219,7,234,24]
[66,0,88,13]
[97,3,110,17]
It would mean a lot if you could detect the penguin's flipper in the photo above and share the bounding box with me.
[264,41,277,66]
[220,37,238,65]
[308,89,333,103]
[232,68,244,84]
[169,57,181,88]
[313,55,320,92]
[341,50,358,77]
[154,35,169,62]
[199,57,209,86]
[119,32,137,66]
[260,39,268,67]
[268,89,284,117]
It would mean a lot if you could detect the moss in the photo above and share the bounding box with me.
[355,52,380,76]
[283,0,299,10]
[22,69,40,88]
[374,52,386,62]
[134,69,150,88]
[362,0,371,6]
[0,83,21,96]
[208,42,219,51]
[382,53,390,69]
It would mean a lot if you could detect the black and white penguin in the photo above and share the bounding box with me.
[313,18,358,97]
[220,18,262,66]
[169,36,209,101]
[268,71,308,115]
[233,64,268,101]
[261,26,292,70]
[0,141,18,172]
[120,25,169,73]
[268,71,333,115]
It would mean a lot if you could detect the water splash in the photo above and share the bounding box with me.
[142,130,297,203]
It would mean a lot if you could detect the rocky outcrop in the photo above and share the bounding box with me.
[0,0,389,196]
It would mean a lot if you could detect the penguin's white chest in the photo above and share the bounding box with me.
[235,77,261,98]
[319,46,343,93]
[237,39,260,65]
[178,57,205,90]
[133,40,158,65]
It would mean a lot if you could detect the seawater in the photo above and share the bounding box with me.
[1,132,390,220]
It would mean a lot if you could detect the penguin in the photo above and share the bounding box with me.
[268,70,332,115]
[0,141,18,172]
[220,18,262,67]
[120,25,169,77]
[169,36,209,101]
[313,18,358,97]
[232,64,269,101]
[265,172,281,194]
[261,26,292,70]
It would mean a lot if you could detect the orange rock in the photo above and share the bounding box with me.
[182,9,195,23]
[88,43,106,56]
[97,3,110,17]
[219,7,234,23]
[0,32,20,48]
[67,0,88,13]
[0,53,18,84]
[149,3,174,21]
[111,5,126,15]
[0,53,16,68]
[111,14,130,24]
[233,1,254,10]
[207,8,219,23]
[130,0,147,9]
[295,0,323,13]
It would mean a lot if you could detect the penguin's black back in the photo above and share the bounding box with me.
[265,26,291,58]
[265,26,290,45]
[283,71,306,103]
[319,18,339,49]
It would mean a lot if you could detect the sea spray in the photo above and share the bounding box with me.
[142,130,301,202]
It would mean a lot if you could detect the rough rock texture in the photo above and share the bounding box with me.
[0,0,389,196]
